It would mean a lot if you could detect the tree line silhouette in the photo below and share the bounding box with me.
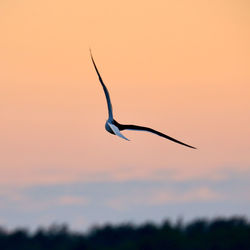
[0,217,250,249]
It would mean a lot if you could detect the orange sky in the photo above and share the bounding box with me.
[0,0,250,188]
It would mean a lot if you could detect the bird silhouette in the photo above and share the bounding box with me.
[90,50,196,149]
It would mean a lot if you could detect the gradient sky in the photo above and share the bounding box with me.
[0,0,250,230]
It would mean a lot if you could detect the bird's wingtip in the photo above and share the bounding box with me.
[89,48,93,57]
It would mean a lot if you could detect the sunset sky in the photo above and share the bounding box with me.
[0,0,250,230]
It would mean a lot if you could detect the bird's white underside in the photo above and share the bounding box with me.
[108,122,130,141]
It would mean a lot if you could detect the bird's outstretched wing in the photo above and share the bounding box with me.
[108,123,130,141]
[90,50,113,120]
[118,123,196,149]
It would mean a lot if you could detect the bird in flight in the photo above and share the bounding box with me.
[90,50,196,149]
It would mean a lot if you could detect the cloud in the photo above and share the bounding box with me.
[57,196,88,206]
[0,162,249,191]
[150,187,221,205]
[1,174,250,230]
[0,190,89,212]
[106,187,222,211]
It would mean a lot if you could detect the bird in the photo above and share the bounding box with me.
[90,50,196,149]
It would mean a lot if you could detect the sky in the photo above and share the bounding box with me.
[0,0,250,231]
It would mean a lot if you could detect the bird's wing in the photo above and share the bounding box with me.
[108,122,130,141]
[119,124,196,149]
[90,50,113,120]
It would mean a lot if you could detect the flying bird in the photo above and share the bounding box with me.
[90,50,196,149]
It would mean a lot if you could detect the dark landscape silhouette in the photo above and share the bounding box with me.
[1,216,250,249]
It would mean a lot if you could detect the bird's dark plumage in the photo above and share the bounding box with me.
[90,50,196,149]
